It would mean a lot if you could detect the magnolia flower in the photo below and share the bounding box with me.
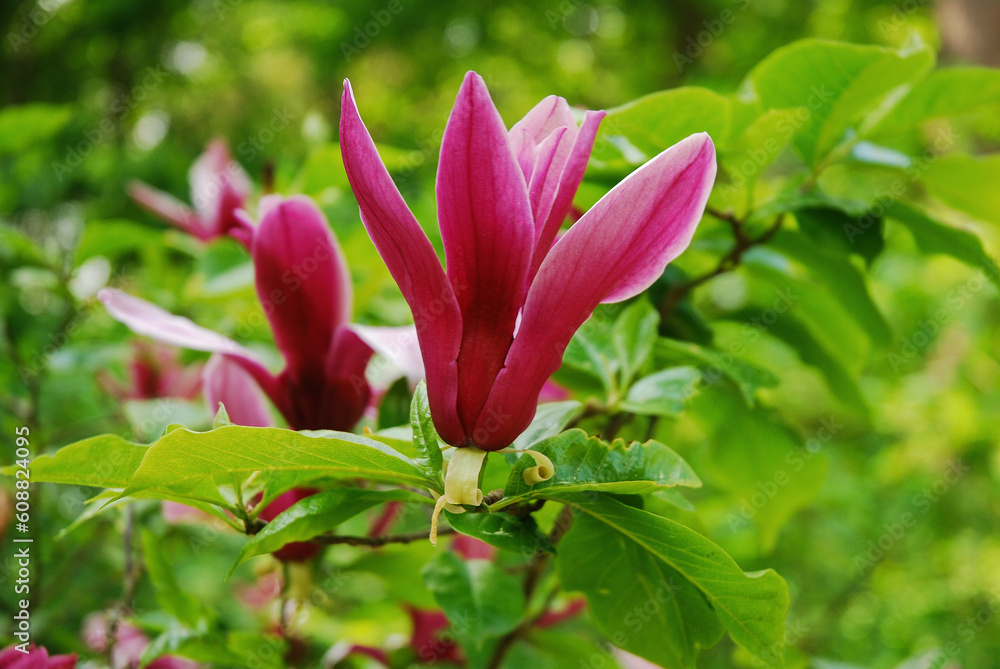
[100,195,420,431]
[0,645,76,669]
[97,340,202,401]
[128,139,253,245]
[82,614,199,669]
[340,72,716,452]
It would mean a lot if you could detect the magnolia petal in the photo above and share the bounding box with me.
[526,126,572,233]
[340,79,464,446]
[530,109,606,277]
[436,71,535,434]
[188,139,252,235]
[127,181,203,237]
[98,288,280,402]
[509,95,577,147]
[252,195,352,381]
[472,133,717,449]
[350,323,425,385]
[202,354,274,427]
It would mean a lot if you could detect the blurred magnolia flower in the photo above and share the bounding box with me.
[340,71,716,452]
[0,645,76,669]
[249,488,322,562]
[97,340,202,401]
[82,614,200,669]
[100,195,421,431]
[128,138,253,245]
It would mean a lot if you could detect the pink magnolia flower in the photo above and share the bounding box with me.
[128,139,253,246]
[0,645,76,669]
[100,195,420,431]
[340,72,716,451]
[97,341,202,401]
[82,614,200,669]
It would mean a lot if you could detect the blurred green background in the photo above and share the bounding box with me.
[2,0,999,667]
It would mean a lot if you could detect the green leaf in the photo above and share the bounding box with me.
[793,205,885,267]
[495,430,700,511]
[292,142,351,195]
[557,495,789,668]
[693,389,829,551]
[620,366,701,417]
[871,67,1000,135]
[654,338,778,407]
[121,426,438,503]
[230,488,430,576]
[4,435,147,488]
[768,230,892,346]
[410,381,445,488]
[748,39,932,165]
[562,324,617,394]
[886,202,999,285]
[0,103,72,154]
[922,153,1000,226]
[592,87,732,169]
[141,530,207,628]
[613,298,659,387]
[74,219,165,263]
[510,400,583,451]
[422,551,526,662]
[213,403,232,429]
[377,376,413,429]
[445,511,555,557]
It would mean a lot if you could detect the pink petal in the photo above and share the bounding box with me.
[350,323,425,385]
[202,354,274,427]
[526,125,572,234]
[510,95,577,151]
[530,110,605,277]
[473,133,716,448]
[98,288,280,402]
[188,139,252,237]
[127,181,204,238]
[251,195,351,382]
[340,80,464,446]
[436,71,535,438]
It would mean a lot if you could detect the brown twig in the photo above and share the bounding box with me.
[659,212,784,322]
[486,505,576,669]
[315,527,456,547]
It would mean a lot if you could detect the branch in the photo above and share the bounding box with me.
[315,527,455,547]
[659,212,784,322]
[486,505,575,669]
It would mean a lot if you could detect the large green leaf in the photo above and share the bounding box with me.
[422,551,526,667]
[613,298,659,387]
[410,381,445,488]
[871,67,1000,135]
[121,426,437,503]
[886,202,999,285]
[592,87,732,169]
[557,495,789,668]
[510,401,584,451]
[494,430,700,511]
[141,530,208,628]
[230,488,430,576]
[620,366,701,417]
[748,39,932,165]
[768,229,892,346]
[6,435,148,488]
[445,511,555,557]
[922,153,1000,226]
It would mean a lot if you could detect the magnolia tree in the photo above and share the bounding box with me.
[6,38,999,669]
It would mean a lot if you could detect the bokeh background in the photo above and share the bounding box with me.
[2,0,999,667]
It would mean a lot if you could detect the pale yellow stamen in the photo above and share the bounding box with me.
[429,447,488,545]
[496,448,555,486]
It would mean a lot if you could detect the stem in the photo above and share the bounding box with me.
[659,212,784,323]
[486,505,575,669]
[316,527,456,547]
